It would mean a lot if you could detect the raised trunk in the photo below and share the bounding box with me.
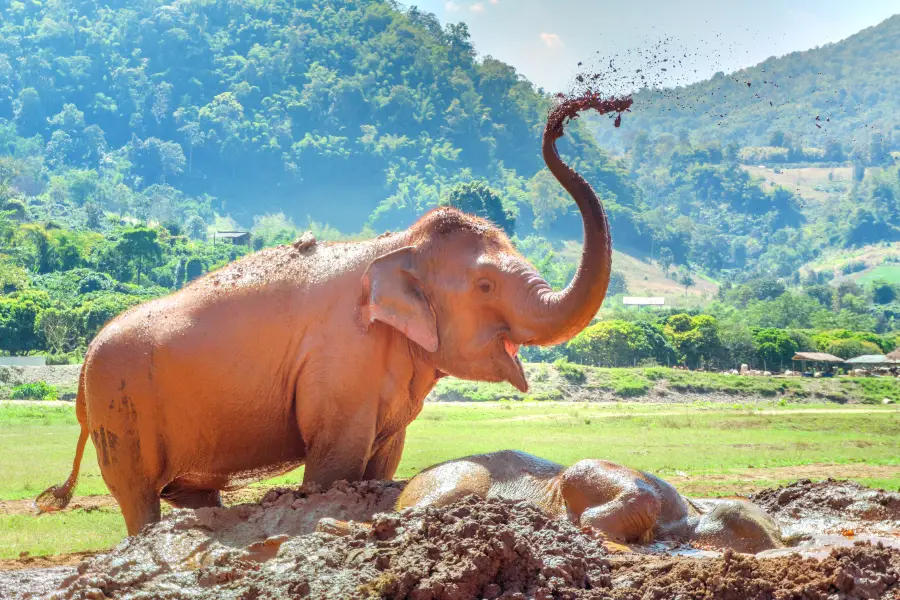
[522,96,631,347]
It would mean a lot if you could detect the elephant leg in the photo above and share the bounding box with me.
[160,482,223,509]
[301,402,377,487]
[111,484,161,536]
[363,429,406,481]
[578,491,661,544]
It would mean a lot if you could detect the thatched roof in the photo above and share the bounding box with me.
[887,348,900,362]
[792,352,845,363]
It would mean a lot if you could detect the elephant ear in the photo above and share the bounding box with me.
[361,247,439,352]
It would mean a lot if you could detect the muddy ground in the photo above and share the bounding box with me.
[3,479,900,600]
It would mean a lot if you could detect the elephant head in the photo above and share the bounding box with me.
[360,95,631,392]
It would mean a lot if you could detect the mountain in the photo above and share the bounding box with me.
[591,14,900,152]
[0,0,639,234]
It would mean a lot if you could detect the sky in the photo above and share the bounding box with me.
[407,0,899,93]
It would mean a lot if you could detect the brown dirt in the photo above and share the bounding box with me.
[604,544,900,600]
[0,487,272,517]
[751,479,900,523]
[5,479,900,600]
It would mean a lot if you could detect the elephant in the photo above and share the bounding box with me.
[37,95,623,536]
[397,450,787,554]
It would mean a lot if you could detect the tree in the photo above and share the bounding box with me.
[115,227,163,285]
[872,279,898,305]
[37,308,80,355]
[752,328,799,370]
[0,291,51,355]
[84,201,103,230]
[442,180,516,237]
[679,269,696,297]
[185,215,207,241]
[658,247,674,278]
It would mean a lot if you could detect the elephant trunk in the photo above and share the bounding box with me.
[518,95,631,347]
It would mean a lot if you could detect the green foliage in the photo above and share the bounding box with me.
[10,381,57,401]
[553,359,586,385]
[825,338,883,359]
[441,181,516,236]
[0,290,51,355]
[752,328,799,369]
[115,228,163,285]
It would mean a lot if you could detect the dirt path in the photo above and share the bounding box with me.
[668,463,900,495]
[0,487,271,517]
[481,406,899,422]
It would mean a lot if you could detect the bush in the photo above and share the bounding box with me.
[46,352,81,365]
[554,359,586,384]
[825,338,882,359]
[841,260,867,275]
[10,381,58,401]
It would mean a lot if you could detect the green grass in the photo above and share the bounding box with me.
[2,400,899,558]
[431,365,900,404]
[857,264,900,285]
[3,509,127,558]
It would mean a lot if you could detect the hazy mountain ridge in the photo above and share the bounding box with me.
[591,14,900,151]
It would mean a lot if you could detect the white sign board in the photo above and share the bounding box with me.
[622,297,665,306]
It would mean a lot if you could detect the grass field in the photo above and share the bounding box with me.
[2,400,899,559]
[857,264,900,285]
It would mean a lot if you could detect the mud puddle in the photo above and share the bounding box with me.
[3,478,899,599]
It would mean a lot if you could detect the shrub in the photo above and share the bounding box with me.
[554,359,586,384]
[825,338,882,359]
[10,381,58,401]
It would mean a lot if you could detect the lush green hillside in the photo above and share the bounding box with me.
[3,1,900,361]
[593,14,900,151]
[0,0,640,235]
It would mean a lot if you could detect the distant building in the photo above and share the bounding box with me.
[622,297,665,307]
[213,231,251,246]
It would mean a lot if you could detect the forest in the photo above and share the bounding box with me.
[1,0,900,366]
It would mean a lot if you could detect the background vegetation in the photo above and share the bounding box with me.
[0,1,899,365]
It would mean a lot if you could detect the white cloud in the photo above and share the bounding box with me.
[469,2,485,12]
[539,32,564,49]
[489,0,499,4]
[445,1,461,12]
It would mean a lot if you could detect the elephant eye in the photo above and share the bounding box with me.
[476,279,494,294]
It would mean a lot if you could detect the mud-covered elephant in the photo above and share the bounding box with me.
[397,451,787,554]
[38,96,627,536]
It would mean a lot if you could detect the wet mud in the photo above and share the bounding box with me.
[5,478,900,599]
[751,478,900,523]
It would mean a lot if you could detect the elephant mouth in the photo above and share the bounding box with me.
[501,337,529,393]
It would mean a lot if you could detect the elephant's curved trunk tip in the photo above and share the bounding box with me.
[525,91,632,347]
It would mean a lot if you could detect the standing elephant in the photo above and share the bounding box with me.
[38,96,625,536]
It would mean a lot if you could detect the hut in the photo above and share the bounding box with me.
[791,352,845,377]
[845,354,900,376]
[212,231,251,246]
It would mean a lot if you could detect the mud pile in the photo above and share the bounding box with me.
[605,543,900,600]
[752,479,900,522]
[8,479,900,600]
[45,494,610,600]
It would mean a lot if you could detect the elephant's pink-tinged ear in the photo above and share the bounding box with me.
[361,247,439,353]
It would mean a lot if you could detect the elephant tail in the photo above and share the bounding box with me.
[35,366,89,513]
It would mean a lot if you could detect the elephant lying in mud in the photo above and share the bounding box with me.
[37,95,628,536]
[397,450,787,554]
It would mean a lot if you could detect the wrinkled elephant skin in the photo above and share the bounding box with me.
[397,450,786,554]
